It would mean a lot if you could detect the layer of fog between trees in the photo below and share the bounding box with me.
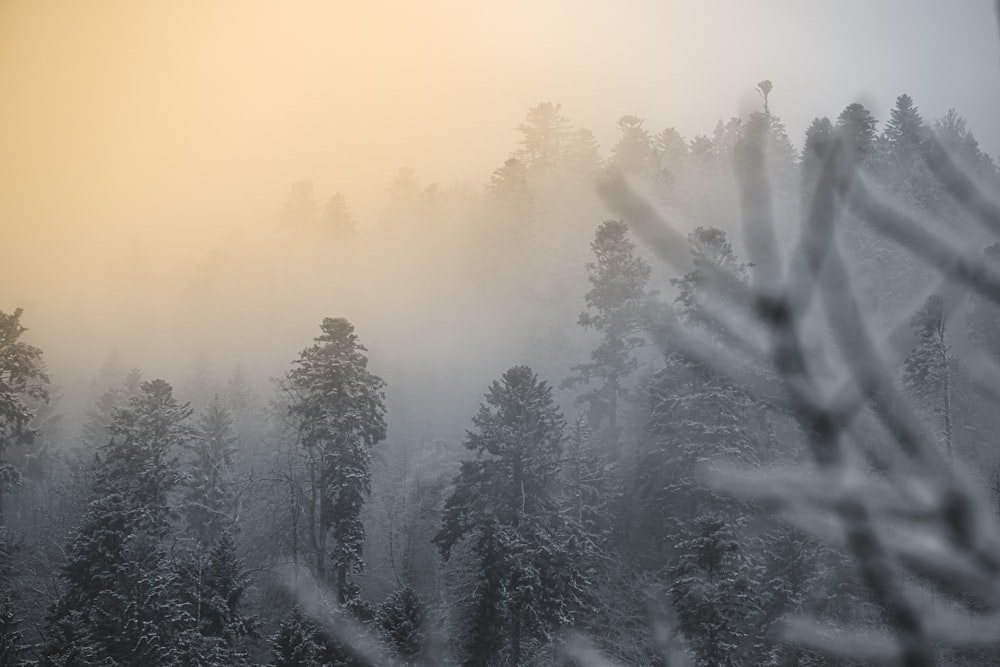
[5,90,1000,665]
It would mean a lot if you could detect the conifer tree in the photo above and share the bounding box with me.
[436,366,591,665]
[902,295,956,462]
[564,220,656,447]
[802,117,833,187]
[285,317,387,602]
[43,380,200,666]
[175,531,257,661]
[835,102,878,161]
[375,585,427,662]
[271,608,323,667]
[183,397,238,544]
[0,308,48,520]
[515,102,570,177]
[609,116,655,177]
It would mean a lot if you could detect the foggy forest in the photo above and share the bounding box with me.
[5,2,1000,666]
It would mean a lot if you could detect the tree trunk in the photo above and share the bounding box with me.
[337,564,347,604]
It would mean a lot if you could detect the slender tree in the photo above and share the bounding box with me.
[285,317,387,602]
[183,397,239,544]
[902,295,955,463]
[564,220,656,447]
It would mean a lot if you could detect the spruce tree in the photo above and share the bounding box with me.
[285,317,387,602]
[0,308,49,520]
[43,380,200,666]
[564,220,656,447]
[835,102,878,161]
[436,366,591,665]
[515,102,570,177]
[902,295,956,462]
[375,585,427,662]
[182,397,238,544]
[609,116,655,177]
[626,229,781,665]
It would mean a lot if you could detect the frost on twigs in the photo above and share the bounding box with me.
[600,97,1000,664]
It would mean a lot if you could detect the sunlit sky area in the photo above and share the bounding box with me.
[1,0,999,386]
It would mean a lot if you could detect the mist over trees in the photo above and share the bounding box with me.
[4,85,1000,666]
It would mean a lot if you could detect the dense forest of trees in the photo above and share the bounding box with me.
[4,89,1000,665]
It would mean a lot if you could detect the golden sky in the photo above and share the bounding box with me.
[1,0,998,384]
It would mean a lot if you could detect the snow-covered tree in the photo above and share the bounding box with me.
[285,317,387,602]
[375,585,427,663]
[182,397,239,544]
[564,220,656,446]
[43,380,202,666]
[0,308,48,520]
[902,295,957,462]
[436,366,591,665]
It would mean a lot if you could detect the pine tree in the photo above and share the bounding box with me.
[321,193,357,240]
[436,366,591,665]
[561,416,614,542]
[285,317,387,602]
[182,397,238,544]
[669,514,764,667]
[802,116,833,197]
[624,229,782,664]
[563,128,602,180]
[0,309,48,521]
[515,102,570,177]
[375,585,427,663]
[175,531,257,661]
[902,295,956,462]
[835,102,878,161]
[883,93,926,163]
[271,608,323,667]
[564,220,656,447]
[654,127,688,200]
[880,94,937,210]
[609,116,655,177]
[43,380,200,666]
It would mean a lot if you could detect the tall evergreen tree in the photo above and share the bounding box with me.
[902,295,956,462]
[321,193,357,240]
[0,309,48,521]
[625,230,783,664]
[609,116,655,177]
[43,380,202,666]
[515,102,571,177]
[175,531,257,660]
[285,317,387,602]
[564,220,656,447]
[436,366,591,665]
[563,128,603,180]
[802,116,834,204]
[375,585,427,663]
[835,102,878,161]
[882,93,926,163]
[880,94,938,210]
[182,397,238,544]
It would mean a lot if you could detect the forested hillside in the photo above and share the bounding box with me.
[5,87,1000,666]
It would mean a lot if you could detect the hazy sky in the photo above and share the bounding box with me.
[2,1,999,384]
